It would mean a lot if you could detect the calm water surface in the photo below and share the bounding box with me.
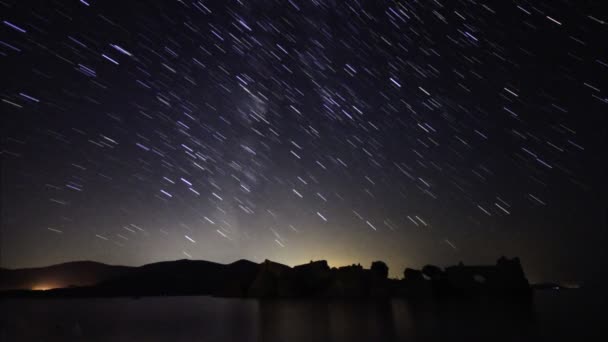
[0,290,601,341]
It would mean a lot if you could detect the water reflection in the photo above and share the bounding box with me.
[258,299,401,341]
[256,297,536,341]
[0,294,552,341]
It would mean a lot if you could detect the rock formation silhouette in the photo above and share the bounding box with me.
[0,256,532,299]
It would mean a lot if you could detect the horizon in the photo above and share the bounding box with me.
[2,255,550,283]
[1,254,538,296]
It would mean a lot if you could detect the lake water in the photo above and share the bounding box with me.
[0,290,601,341]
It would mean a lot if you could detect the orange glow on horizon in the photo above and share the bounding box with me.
[31,284,56,291]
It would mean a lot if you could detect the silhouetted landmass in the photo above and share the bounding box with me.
[0,261,131,291]
[0,257,534,299]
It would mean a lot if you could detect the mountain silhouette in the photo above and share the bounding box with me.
[0,261,131,291]
[0,257,533,299]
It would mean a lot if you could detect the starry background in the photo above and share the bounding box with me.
[1,0,605,282]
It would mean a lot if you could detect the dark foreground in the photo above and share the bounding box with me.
[0,290,601,341]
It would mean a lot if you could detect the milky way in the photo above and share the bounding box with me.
[1,0,605,281]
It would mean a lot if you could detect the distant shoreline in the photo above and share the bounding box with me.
[0,256,542,300]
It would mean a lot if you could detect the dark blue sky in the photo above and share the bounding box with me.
[1,0,605,282]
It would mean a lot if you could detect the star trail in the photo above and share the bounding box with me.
[1,0,605,282]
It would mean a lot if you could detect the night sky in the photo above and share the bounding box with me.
[1,0,605,283]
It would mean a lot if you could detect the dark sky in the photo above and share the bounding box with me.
[1,0,605,282]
